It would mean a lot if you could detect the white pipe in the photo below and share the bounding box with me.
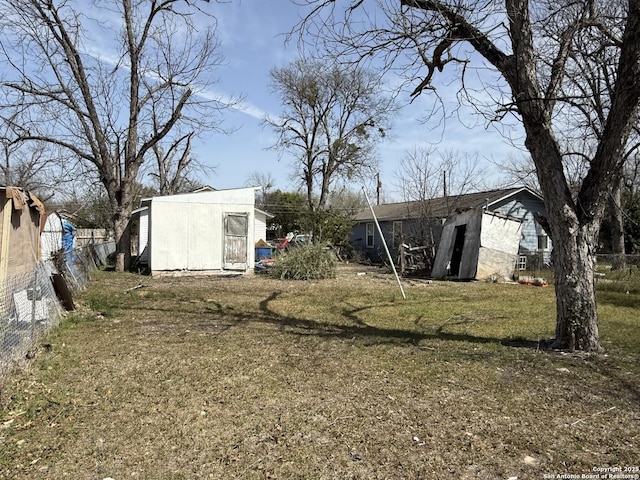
[362,186,406,300]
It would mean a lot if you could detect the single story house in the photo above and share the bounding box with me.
[130,186,269,275]
[350,187,551,276]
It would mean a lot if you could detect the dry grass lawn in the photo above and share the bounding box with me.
[0,264,638,479]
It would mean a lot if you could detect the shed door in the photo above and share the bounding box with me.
[224,213,248,270]
[449,224,466,277]
[138,210,150,264]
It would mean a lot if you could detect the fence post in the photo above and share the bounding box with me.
[30,266,37,342]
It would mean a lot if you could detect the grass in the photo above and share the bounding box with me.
[0,264,638,479]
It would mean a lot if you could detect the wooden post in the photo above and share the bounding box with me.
[1,197,13,287]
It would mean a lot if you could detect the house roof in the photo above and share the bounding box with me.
[255,208,274,219]
[354,187,541,222]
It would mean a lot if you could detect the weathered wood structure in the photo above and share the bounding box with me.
[431,209,522,280]
[350,187,550,277]
[0,186,44,281]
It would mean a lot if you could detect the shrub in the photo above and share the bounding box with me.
[268,243,337,280]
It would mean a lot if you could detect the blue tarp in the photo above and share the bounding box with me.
[62,220,76,252]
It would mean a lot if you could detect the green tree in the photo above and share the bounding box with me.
[299,207,356,257]
[263,190,309,239]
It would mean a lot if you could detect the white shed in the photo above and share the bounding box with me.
[253,208,273,244]
[41,211,64,263]
[432,208,523,281]
[133,187,260,275]
[130,206,150,265]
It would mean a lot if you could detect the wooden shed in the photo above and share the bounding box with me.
[431,208,523,281]
[350,187,549,272]
[131,187,260,275]
[0,186,44,282]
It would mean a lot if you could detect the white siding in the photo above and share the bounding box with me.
[41,212,63,262]
[138,209,149,263]
[477,212,522,279]
[479,213,522,255]
[254,210,268,244]
[148,187,257,273]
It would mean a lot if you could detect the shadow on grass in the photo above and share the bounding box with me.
[255,293,640,403]
[255,291,527,348]
[115,286,601,356]
[596,290,640,309]
[124,289,549,350]
[598,362,640,404]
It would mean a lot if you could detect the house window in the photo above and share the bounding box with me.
[518,255,527,271]
[366,223,374,247]
[538,234,549,250]
[392,221,402,247]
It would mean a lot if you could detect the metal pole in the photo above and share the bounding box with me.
[362,186,406,300]
[30,267,37,342]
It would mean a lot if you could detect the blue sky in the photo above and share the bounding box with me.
[174,2,528,200]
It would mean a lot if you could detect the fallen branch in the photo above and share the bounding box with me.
[124,283,144,294]
[571,406,616,426]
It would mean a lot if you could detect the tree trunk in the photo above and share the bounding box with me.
[609,179,626,270]
[550,222,602,352]
[111,184,135,272]
[113,213,131,273]
[518,112,605,352]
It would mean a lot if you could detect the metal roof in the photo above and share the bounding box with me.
[354,187,540,222]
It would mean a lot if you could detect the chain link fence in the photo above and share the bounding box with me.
[0,241,115,379]
[596,254,640,268]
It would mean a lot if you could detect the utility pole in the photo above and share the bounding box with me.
[376,172,381,205]
[443,170,447,197]
[443,170,448,212]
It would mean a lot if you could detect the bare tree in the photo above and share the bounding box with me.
[0,140,58,201]
[0,0,233,271]
[265,58,395,213]
[296,0,640,352]
[551,6,640,270]
[245,171,277,212]
[498,4,640,270]
[147,131,213,195]
[396,148,487,203]
[495,155,540,193]
[0,111,78,200]
[497,153,589,195]
[246,171,277,191]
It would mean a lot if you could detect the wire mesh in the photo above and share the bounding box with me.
[0,241,115,379]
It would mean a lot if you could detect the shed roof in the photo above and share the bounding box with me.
[1,185,45,214]
[354,187,541,222]
[141,186,258,205]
